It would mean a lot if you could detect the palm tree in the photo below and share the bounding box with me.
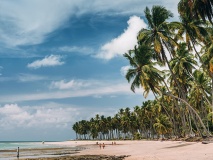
[201,28,213,110]
[169,43,197,97]
[178,0,213,24]
[138,6,177,63]
[137,6,191,100]
[171,14,207,52]
[72,122,80,140]
[154,114,172,138]
[124,44,163,97]
[89,118,99,139]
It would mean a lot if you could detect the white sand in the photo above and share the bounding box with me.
[47,140,213,160]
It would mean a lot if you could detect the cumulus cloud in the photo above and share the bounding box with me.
[95,16,147,60]
[0,103,79,129]
[0,102,120,130]
[27,55,64,69]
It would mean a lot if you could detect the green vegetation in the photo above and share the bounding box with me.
[73,1,213,140]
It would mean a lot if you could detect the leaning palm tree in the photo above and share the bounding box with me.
[124,44,163,97]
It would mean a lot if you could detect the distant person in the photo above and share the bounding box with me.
[102,143,105,149]
[99,143,102,149]
[17,147,19,158]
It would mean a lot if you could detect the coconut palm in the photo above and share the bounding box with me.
[154,114,172,138]
[171,14,208,52]
[169,43,197,96]
[178,0,213,24]
[137,5,191,101]
[124,44,163,97]
[138,6,177,63]
[72,122,80,140]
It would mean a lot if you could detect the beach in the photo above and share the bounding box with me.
[8,140,213,160]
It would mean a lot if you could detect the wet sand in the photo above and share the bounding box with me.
[2,140,213,160]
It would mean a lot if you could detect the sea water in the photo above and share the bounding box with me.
[0,141,57,159]
[0,141,57,150]
[0,141,77,160]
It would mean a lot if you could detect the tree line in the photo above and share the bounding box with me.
[73,0,213,140]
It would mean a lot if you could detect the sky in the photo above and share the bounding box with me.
[0,0,179,141]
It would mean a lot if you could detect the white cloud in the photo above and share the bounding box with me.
[0,0,178,47]
[120,65,131,76]
[0,80,143,103]
[95,16,147,60]
[0,103,78,129]
[0,102,121,130]
[50,79,89,90]
[27,55,64,69]
[0,0,75,47]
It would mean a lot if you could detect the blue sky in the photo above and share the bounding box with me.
[0,0,179,141]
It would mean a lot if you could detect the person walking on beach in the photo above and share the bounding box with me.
[17,147,19,158]
[102,143,105,149]
[99,143,102,149]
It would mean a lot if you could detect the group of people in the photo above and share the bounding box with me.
[98,141,116,149]
[99,143,105,149]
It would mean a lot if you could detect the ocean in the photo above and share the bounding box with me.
[0,141,57,150]
[0,141,77,159]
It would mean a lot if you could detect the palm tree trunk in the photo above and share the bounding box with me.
[192,42,213,112]
[164,92,211,137]
[160,80,188,135]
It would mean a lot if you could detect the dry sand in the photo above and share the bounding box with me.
[47,140,213,160]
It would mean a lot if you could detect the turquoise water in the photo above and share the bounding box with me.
[0,141,58,150]
[0,141,79,160]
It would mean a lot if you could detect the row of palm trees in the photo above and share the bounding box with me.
[72,103,172,140]
[72,0,213,140]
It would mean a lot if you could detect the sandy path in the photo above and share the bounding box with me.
[47,140,213,160]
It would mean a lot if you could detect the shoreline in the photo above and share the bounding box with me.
[2,140,213,160]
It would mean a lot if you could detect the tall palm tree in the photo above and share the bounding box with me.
[72,122,80,140]
[137,5,190,100]
[178,0,213,24]
[171,14,208,52]
[169,43,197,97]
[138,6,177,63]
[124,44,163,97]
